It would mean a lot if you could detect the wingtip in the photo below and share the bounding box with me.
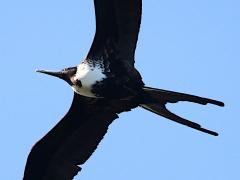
[199,127,219,136]
[208,100,225,107]
[218,102,225,107]
[210,131,219,136]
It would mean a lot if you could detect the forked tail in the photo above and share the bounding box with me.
[141,86,224,136]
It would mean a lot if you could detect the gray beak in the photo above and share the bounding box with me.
[36,69,66,80]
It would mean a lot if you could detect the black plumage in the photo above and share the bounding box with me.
[24,94,139,180]
[23,0,224,179]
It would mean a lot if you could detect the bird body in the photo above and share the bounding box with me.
[24,0,224,179]
[67,56,145,99]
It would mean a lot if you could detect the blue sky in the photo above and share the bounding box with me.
[0,0,239,179]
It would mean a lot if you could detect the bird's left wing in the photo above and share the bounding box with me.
[23,93,135,180]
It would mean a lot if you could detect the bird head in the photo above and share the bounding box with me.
[36,66,78,86]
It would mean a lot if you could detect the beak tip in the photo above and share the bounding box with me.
[35,69,47,74]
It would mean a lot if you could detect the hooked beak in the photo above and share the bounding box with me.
[36,69,66,80]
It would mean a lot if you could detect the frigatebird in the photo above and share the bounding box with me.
[23,0,224,179]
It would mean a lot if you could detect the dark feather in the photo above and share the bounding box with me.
[87,0,142,66]
[143,86,224,107]
[23,94,138,180]
[141,103,218,136]
[141,87,224,136]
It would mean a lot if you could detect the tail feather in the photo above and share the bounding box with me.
[141,87,224,136]
[143,86,224,107]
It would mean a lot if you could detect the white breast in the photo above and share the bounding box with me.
[72,62,106,97]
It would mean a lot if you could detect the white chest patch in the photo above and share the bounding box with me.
[71,62,106,97]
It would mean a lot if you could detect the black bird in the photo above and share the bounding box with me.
[23,0,224,179]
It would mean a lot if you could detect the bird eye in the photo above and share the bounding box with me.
[76,79,82,87]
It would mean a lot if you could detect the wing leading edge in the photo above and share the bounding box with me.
[23,94,136,180]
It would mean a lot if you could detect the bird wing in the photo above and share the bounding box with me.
[23,93,137,180]
[87,0,142,66]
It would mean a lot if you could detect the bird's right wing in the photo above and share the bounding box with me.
[87,0,142,66]
[23,93,136,180]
